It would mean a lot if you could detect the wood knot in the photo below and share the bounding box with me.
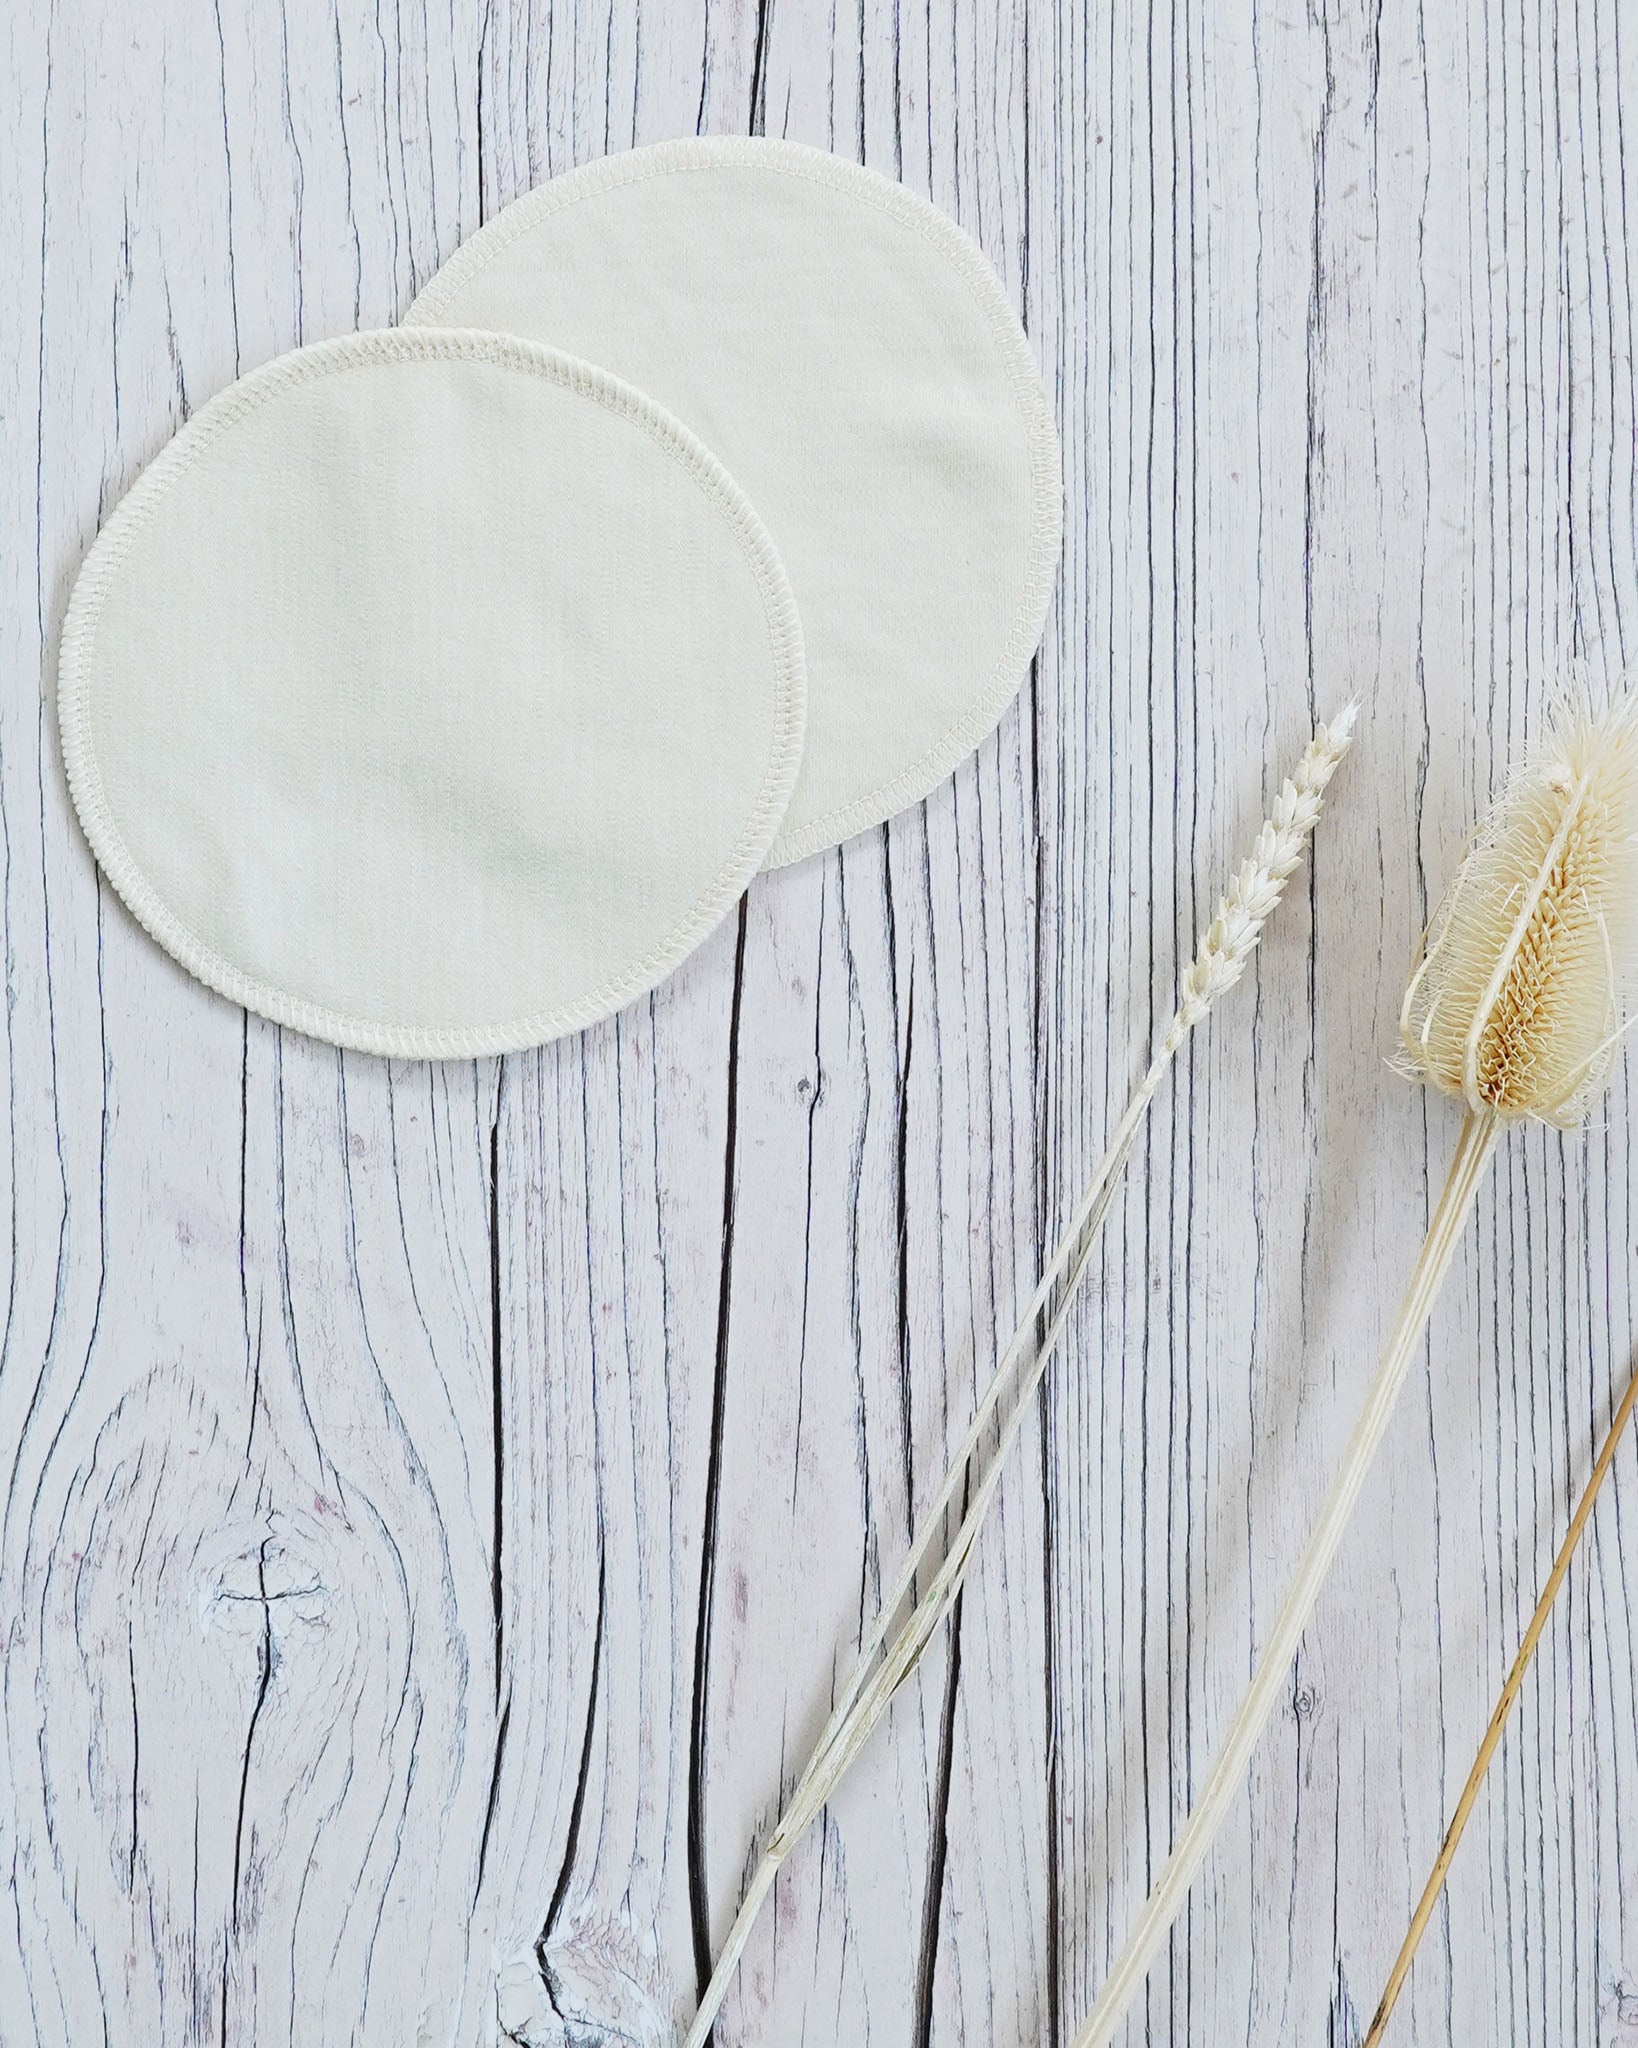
[494,1917,670,2047]
[201,1518,335,1639]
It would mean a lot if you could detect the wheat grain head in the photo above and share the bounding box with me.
[1171,703,1359,1038]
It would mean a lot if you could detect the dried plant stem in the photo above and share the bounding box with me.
[1072,1105,1501,2048]
[682,1084,1148,2048]
[1363,1344,1638,2045]
[683,709,1356,2048]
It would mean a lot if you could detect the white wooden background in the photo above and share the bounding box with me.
[3,3,1637,2044]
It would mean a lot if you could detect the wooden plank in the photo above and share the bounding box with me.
[3,3,1637,2044]
[1038,3,1638,2044]
[0,6,502,2044]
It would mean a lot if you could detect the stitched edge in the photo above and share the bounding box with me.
[56,326,808,1058]
[406,135,1063,868]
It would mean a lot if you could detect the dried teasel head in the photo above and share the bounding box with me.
[1400,688,1638,1127]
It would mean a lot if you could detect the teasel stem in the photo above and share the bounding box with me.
[1072,1106,1501,2048]
[682,707,1357,2048]
[1362,1344,1638,2045]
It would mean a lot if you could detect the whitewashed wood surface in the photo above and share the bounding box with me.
[3,3,1637,2043]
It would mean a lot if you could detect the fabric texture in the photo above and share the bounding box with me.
[408,137,1062,867]
[58,328,806,1056]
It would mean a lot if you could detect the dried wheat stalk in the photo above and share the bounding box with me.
[1073,687,1638,2048]
[1363,1344,1638,2043]
[682,705,1358,2048]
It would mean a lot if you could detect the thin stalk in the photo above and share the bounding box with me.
[1363,1341,1638,2045]
[681,1070,1158,2048]
[801,1113,1145,1783]
[827,1047,1166,1752]
[1072,1106,1501,2048]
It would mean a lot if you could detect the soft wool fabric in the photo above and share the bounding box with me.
[408,137,1062,867]
[58,329,806,1056]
